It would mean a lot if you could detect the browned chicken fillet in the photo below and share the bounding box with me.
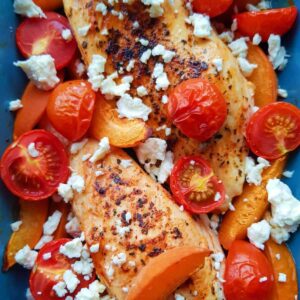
[70,140,225,299]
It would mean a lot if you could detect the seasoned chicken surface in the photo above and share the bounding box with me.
[63,0,254,201]
[70,140,224,299]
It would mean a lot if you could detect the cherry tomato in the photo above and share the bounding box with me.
[47,80,96,142]
[0,130,69,201]
[30,239,95,300]
[167,78,227,142]
[246,102,300,160]
[170,156,226,214]
[192,0,233,18]
[16,12,77,70]
[224,240,274,300]
[33,0,63,11]
[236,6,298,42]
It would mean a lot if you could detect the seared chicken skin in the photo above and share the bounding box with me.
[63,0,254,201]
[70,140,224,299]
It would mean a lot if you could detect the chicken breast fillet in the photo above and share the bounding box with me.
[63,0,254,201]
[70,140,225,299]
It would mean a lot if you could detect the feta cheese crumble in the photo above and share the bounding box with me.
[15,245,38,269]
[14,55,59,91]
[43,210,62,235]
[61,29,72,41]
[278,273,287,282]
[68,173,85,193]
[95,2,108,15]
[35,235,54,250]
[137,85,148,97]
[70,138,88,154]
[116,93,152,121]
[13,0,46,18]
[268,34,288,70]
[212,58,223,73]
[78,24,91,37]
[53,282,67,297]
[89,137,110,163]
[112,252,127,266]
[58,183,74,203]
[247,220,271,250]
[140,49,152,64]
[87,54,106,91]
[228,38,248,58]
[27,142,40,158]
[188,13,212,38]
[60,238,83,258]
[90,244,100,253]
[278,88,288,98]
[141,0,165,18]
[63,270,80,293]
[245,156,270,186]
[9,99,23,111]
[252,33,262,45]
[174,293,185,300]
[266,179,300,244]
[120,159,132,169]
[237,57,257,77]
[10,220,22,232]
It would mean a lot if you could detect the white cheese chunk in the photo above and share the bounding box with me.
[34,235,54,250]
[61,29,72,41]
[245,156,270,186]
[112,252,127,267]
[278,273,287,282]
[120,159,132,169]
[43,210,62,235]
[117,93,152,121]
[267,179,300,244]
[252,33,262,45]
[70,138,88,154]
[65,215,81,238]
[90,244,100,253]
[15,245,38,269]
[212,58,223,73]
[126,59,135,72]
[137,138,167,164]
[268,34,288,70]
[137,85,148,97]
[89,137,110,163]
[219,31,234,44]
[14,55,59,91]
[95,2,108,15]
[283,170,294,178]
[27,142,40,158]
[100,72,130,97]
[141,0,165,18]
[53,282,68,298]
[60,238,83,258]
[68,173,85,193]
[87,54,106,91]
[278,88,288,98]
[63,270,80,293]
[228,38,248,58]
[13,0,46,18]
[78,24,91,37]
[58,183,74,203]
[140,49,152,64]
[9,99,23,112]
[247,220,271,250]
[157,151,174,183]
[174,294,185,300]
[237,57,257,77]
[188,13,212,38]
[11,220,22,232]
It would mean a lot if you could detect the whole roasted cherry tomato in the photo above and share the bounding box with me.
[30,239,95,300]
[0,130,69,200]
[33,0,63,11]
[192,0,233,17]
[47,80,96,141]
[16,12,77,70]
[236,6,298,41]
[167,78,227,142]
[246,102,300,159]
[224,240,274,300]
[170,156,226,214]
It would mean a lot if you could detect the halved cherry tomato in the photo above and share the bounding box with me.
[30,239,95,300]
[16,12,77,70]
[224,240,274,300]
[192,0,233,18]
[170,156,226,214]
[0,130,69,201]
[246,102,300,160]
[236,6,298,41]
[167,78,227,142]
[47,80,96,142]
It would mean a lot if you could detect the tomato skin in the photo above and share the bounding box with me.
[246,102,300,160]
[170,156,226,214]
[224,240,274,300]
[47,80,96,141]
[16,12,77,70]
[33,0,63,11]
[167,78,227,142]
[236,6,298,41]
[192,0,233,17]
[0,130,69,201]
[30,239,95,300]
